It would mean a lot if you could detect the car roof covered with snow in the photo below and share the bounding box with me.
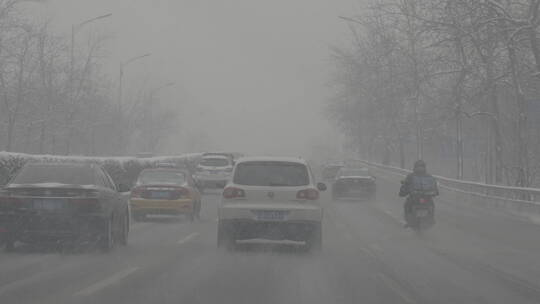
[201,155,230,160]
[23,161,97,169]
[235,156,308,165]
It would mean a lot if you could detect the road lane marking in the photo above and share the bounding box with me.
[0,259,77,295]
[0,270,51,295]
[380,208,403,224]
[73,266,139,297]
[130,222,151,231]
[377,273,416,304]
[177,232,199,244]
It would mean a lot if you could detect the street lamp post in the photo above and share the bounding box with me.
[70,14,112,103]
[458,110,498,183]
[455,105,464,180]
[115,53,150,155]
[149,82,175,100]
[117,53,151,113]
[338,16,363,25]
[469,112,498,184]
[66,13,111,155]
[146,82,175,152]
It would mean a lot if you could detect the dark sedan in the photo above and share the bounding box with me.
[332,168,376,200]
[0,162,129,252]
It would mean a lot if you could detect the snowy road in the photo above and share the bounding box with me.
[2,172,540,304]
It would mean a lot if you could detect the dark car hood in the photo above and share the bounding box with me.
[5,183,98,190]
[335,176,374,181]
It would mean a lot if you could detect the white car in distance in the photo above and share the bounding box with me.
[194,155,233,190]
[218,157,326,251]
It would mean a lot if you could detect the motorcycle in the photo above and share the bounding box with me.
[406,190,436,232]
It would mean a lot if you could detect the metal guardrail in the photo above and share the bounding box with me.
[360,160,540,206]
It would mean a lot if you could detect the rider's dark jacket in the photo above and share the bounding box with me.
[399,172,439,198]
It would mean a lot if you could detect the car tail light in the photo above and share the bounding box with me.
[70,198,101,212]
[131,186,145,198]
[223,187,245,199]
[297,189,319,200]
[83,189,100,198]
[419,198,428,204]
[171,187,190,199]
[0,196,22,209]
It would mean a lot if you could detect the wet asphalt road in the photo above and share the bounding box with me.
[2,172,540,304]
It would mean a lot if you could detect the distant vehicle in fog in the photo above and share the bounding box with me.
[332,167,376,200]
[130,168,201,222]
[0,163,130,252]
[218,156,326,251]
[155,162,180,169]
[194,155,234,190]
[321,163,344,180]
[136,152,155,158]
[202,152,244,165]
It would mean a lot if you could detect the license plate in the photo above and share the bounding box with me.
[151,191,170,199]
[253,210,288,221]
[416,209,429,217]
[33,199,65,210]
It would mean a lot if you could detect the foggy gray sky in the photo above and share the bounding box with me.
[28,0,361,156]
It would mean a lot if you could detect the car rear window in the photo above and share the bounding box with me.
[339,168,370,177]
[234,161,309,186]
[12,165,95,185]
[200,158,229,167]
[137,170,186,185]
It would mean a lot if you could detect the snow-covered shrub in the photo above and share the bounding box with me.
[0,152,202,187]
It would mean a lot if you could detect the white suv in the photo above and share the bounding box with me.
[194,155,233,189]
[218,157,326,251]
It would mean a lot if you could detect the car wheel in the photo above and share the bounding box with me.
[307,223,322,252]
[100,217,114,252]
[118,213,129,246]
[4,238,15,252]
[196,201,202,219]
[217,222,234,250]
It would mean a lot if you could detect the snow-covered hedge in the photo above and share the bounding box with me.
[0,152,202,187]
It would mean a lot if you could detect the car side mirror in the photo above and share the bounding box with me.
[317,182,327,191]
[118,184,130,193]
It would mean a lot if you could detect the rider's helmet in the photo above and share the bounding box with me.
[413,160,426,174]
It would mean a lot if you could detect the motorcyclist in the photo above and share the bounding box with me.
[399,160,439,227]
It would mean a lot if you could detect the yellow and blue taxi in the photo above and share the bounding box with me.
[130,168,201,221]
